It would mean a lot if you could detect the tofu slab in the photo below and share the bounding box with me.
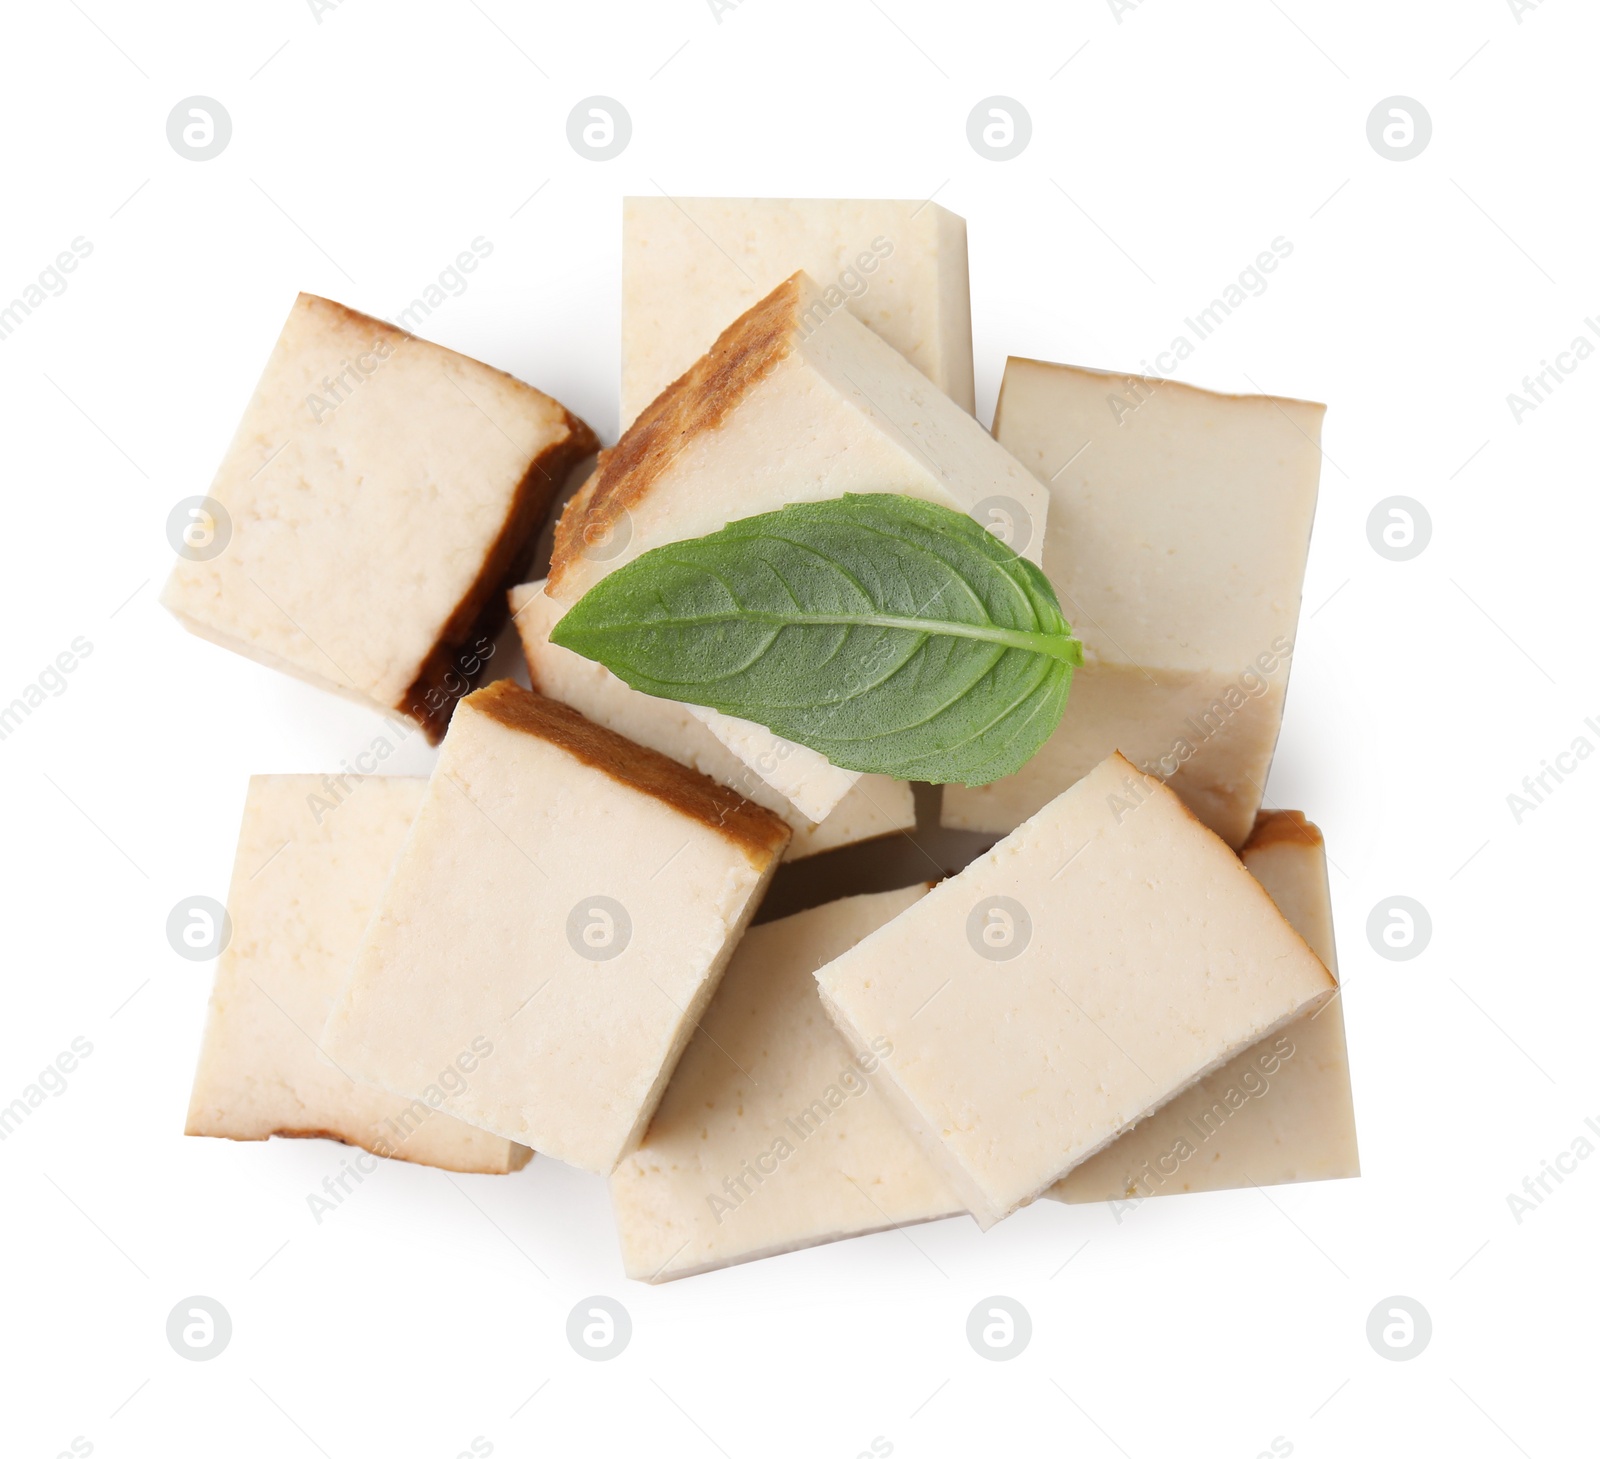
[610,887,962,1282]
[1051,810,1358,1205]
[185,775,530,1174]
[943,359,1322,847]
[622,196,974,424]
[815,754,1336,1226]
[548,271,1047,821]
[509,580,915,859]
[323,682,791,1173]
[162,293,597,742]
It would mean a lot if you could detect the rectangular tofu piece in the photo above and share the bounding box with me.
[943,358,1322,847]
[1050,809,1358,1206]
[610,887,962,1282]
[185,775,530,1174]
[815,754,1336,1226]
[162,293,597,742]
[509,580,915,859]
[548,271,1048,821]
[622,196,974,424]
[323,681,791,1173]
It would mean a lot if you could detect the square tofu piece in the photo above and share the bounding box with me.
[508,580,916,860]
[162,293,597,742]
[943,358,1323,847]
[815,754,1336,1226]
[611,887,962,1282]
[1051,810,1358,1205]
[548,271,1047,822]
[622,196,975,424]
[323,681,791,1174]
[185,775,530,1174]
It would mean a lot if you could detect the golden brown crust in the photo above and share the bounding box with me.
[400,409,598,743]
[1242,809,1323,854]
[547,274,802,597]
[467,680,791,866]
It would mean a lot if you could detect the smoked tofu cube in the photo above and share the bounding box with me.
[610,887,962,1282]
[815,754,1336,1227]
[508,579,916,860]
[322,681,791,1174]
[161,293,597,742]
[1051,809,1359,1206]
[185,775,530,1175]
[943,358,1322,847]
[622,196,975,424]
[548,271,1047,822]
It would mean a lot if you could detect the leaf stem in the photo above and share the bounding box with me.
[577,610,1084,667]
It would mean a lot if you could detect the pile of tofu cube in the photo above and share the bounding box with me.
[172,199,1358,1282]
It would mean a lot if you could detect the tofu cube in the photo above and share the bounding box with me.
[611,887,962,1282]
[548,271,1047,822]
[943,358,1322,847]
[1051,809,1359,1205]
[622,196,975,424]
[815,753,1336,1226]
[162,293,597,742]
[323,681,791,1174]
[508,579,916,860]
[185,775,530,1174]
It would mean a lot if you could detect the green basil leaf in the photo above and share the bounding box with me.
[549,493,1083,785]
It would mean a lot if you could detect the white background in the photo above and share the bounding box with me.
[1,1,1593,1455]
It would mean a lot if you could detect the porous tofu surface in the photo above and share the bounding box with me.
[621,196,974,422]
[322,682,790,1174]
[1052,810,1359,1205]
[162,292,596,739]
[610,887,962,1282]
[816,755,1336,1226]
[185,774,531,1174]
